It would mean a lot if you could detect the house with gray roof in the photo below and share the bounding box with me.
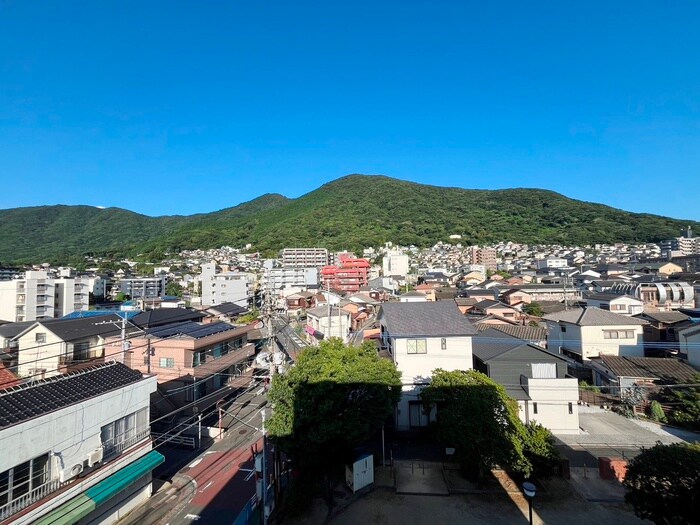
[473,328,579,434]
[378,301,477,430]
[545,307,647,362]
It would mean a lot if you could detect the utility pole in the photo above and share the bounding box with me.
[261,408,268,525]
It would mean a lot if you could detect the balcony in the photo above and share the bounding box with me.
[0,478,70,521]
[192,343,255,378]
[102,428,150,461]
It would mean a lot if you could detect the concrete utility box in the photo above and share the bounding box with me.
[346,453,374,493]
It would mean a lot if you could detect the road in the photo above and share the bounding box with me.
[117,385,268,525]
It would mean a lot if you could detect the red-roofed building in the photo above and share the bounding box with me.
[321,256,370,293]
[0,362,21,390]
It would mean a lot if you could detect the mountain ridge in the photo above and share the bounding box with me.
[0,174,696,264]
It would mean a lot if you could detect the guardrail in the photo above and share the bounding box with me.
[151,432,197,449]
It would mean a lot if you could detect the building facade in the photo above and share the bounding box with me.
[0,362,162,525]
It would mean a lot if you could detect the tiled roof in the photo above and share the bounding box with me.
[379,301,478,337]
[0,362,144,430]
[18,314,142,342]
[543,307,647,326]
[0,363,21,389]
[476,323,547,342]
[636,311,690,325]
[595,355,699,383]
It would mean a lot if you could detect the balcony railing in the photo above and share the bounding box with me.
[0,478,70,521]
[103,428,150,461]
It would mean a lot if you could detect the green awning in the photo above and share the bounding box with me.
[86,450,164,506]
[34,450,164,525]
[33,495,95,525]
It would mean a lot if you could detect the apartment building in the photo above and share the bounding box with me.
[467,246,498,271]
[115,276,166,300]
[262,266,318,297]
[280,248,330,269]
[200,263,253,308]
[320,255,370,293]
[0,271,90,323]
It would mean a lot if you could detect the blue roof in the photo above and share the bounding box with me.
[60,310,140,320]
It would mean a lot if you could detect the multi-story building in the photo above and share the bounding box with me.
[262,267,318,297]
[660,226,699,258]
[119,321,255,413]
[467,246,498,271]
[200,263,253,308]
[116,276,166,300]
[382,252,410,278]
[321,256,370,293]
[280,248,330,269]
[0,361,162,525]
[0,271,88,322]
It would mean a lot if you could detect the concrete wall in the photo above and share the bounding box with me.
[521,377,579,434]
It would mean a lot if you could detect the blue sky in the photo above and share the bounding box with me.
[1,1,699,221]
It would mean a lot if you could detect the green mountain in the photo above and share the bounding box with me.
[0,175,697,263]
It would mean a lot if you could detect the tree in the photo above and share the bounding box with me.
[165,281,184,298]
[624,442,700,525]
[666,373,700,431]
[522,301,544,317]
[267,339,401,476]
[420,369,531,479]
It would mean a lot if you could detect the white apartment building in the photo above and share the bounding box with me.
[382,252,410,278]
[200,263,253,308]
[280,248,329,269]
[263,267,318,297]
[0,362,162,525]
[115,276,166,300]
[0,271,90,323]
[536,257,569,270]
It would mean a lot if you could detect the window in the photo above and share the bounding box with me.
[568,402,573,415]
[560,325,566,333]
[604,330,635,339]
[406,339,427,354]
[159,357,175,368]
[0,453,50,507]
[35,333,46,343]
[531,363,556,379]
[441,338,447,350]
[101,408,149,459]
[73,342,90,361]
[533,402,538,414]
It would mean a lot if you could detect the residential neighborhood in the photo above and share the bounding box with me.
[0,234,699,524]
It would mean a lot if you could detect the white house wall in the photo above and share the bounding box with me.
[521,377,579,434]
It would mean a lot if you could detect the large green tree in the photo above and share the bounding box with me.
[624,442,700,525]
[420,369,532,478]
[267,339,401,474]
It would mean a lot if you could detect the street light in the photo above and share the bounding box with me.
[522,481,536,525]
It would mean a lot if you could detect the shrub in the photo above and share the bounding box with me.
[521,422,560,479]
[649,400,666,423]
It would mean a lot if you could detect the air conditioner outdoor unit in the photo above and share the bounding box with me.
[59,463,83,482]
[87,447,104,467]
